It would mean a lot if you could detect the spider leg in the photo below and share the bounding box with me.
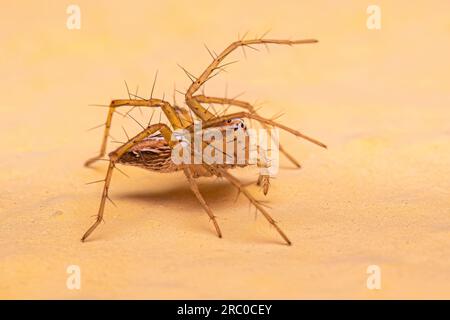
[196,111,327,148]
[278,144,301,168]
[184,38,318,120]
[85,98,183,167]
[81,123,173,242]
[184,167,222,238]
[217,168,291,245]
[256,174,270,196]
[194,108,325,196]
[193,95,302,168]
[174,105,193,125]
[81,160,114,242]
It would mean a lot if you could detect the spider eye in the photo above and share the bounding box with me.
[227,119,232,123]
[240,123,245,128]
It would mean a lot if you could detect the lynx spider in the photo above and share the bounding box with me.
[82,36,326,245]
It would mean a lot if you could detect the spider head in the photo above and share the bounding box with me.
[222,118,247,132]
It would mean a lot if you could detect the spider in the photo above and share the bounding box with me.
[82,37,326,245]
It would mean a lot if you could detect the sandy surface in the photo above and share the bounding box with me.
[1,1,449,299]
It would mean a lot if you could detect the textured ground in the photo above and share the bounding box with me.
[1,0,449,299]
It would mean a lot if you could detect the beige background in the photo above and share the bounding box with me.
[1,0,449,299]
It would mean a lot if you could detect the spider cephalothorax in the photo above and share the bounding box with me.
[82,37,326,245]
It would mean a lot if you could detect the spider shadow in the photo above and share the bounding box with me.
[107,177,289,246]
[115,179,241,211]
